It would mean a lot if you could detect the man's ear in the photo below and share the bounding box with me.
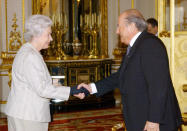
[130,23,138,32]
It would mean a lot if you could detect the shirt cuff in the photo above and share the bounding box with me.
[90,83,97,94]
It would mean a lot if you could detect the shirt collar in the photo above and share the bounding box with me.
[129,32,142,47]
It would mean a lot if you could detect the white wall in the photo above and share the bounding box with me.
[0,77,10,112]
[108,0,118,58]
[135,0,156,19]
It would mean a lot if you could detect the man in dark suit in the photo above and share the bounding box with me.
[146,18,158,36]
[79,9,183,131]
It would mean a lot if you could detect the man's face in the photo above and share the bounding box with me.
[147,23,158,35]
[116,14,136,45]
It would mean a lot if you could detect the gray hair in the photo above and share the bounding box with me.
[24,15,52,42]
[124,15,147,31]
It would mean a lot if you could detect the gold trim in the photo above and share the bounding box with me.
[155,0,158,19]
[101,0,108,58]
[182,113,187,124]
[8,14,22,51]
[32,0,35,14]
[131,0,134,8]
[0,101,7,104]
[0,64,11,70]
[0,0,1,51]
[159,30,170,37]
[22,0,25,42]
[111,122,126,131]
[175,31,187,35]
[157,0,161,34]
[176,0,181,31]
[5,0,8,51]
[170,0,175,80]
[159,31,187,37]
[104,0,108,57]
[96,66,99,81]
[183,85,187,92]
[163,0,166,30]
[0,74,8,76]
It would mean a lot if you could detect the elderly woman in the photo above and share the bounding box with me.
[5,15,88,131]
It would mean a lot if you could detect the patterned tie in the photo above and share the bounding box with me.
[126,45,131,56]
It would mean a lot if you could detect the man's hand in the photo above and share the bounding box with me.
[70,84,90,97]
[144,121,159,131]
[74,93,85,99]
[77,83,92,94]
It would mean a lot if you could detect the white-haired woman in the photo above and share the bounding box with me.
[5,15,88,131]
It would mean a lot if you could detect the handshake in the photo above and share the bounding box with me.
[70,83,92,99]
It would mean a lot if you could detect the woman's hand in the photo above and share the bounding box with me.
[74,93,85,99]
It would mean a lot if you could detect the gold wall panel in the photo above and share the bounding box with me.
[158,0,187,130]
[173,36,187,113]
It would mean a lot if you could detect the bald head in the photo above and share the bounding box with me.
[120,9,147,32]
[116,9,147,45]
[121,9,144,19]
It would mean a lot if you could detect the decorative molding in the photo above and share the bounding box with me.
[22,0,25,42]
[8,14,22,51]
[159,30,170,37]
[5,0,8,51]
[0,101,7,104]
[0,0,24,74]
[183,85,187,92]
[0,14,22,69]
[159,31,187,37]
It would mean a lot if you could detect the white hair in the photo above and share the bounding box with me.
[24,15,52,42]
[125,15,147,32]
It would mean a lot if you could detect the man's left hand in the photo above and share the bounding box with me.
[144,121,159,131]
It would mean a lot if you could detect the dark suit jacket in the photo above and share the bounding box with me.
[95,31,183,131]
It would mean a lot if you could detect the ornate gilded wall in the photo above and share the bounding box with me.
[0,0,156,113]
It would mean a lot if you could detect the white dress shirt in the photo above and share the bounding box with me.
[90,32,142,93]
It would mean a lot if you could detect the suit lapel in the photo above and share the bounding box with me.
[121,31,148,72]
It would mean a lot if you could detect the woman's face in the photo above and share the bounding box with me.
[37,26,53,50]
